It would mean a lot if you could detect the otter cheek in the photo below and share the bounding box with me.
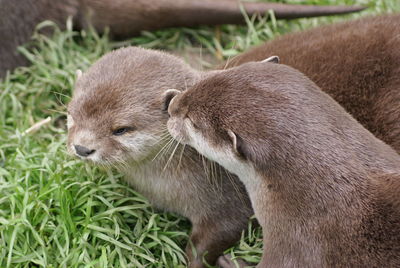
[167,118,183,142]
[167,117,189,144]
[66,140,75,156]
[115,132,158,161]
[66,129,77,156]
[67,114,74,129]
[185,125,221,164]
[185,125,206,155]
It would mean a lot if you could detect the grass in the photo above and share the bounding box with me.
[0,0,399,267]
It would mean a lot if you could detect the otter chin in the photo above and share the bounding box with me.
[166,61,400,268]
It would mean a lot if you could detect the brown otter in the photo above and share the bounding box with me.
[166,61,400,268]
[1,0,364,77]
[224,14,400,152]
[67,13,400,263]
[67,47,254,268]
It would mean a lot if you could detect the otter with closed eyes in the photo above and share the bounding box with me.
[166,60,400,268]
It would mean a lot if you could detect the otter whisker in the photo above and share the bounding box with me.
[158,132,173,142]
[157,135,173,145]
[154,128,170,136]
[200,154,212,186]
[211,160,222,195]
[113,156,130,171]
[177,143,187,169]
[163,138,182,171]
[159,136,178,160]
[152,136,175,162]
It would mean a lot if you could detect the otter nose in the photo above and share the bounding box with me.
[74,145,96,157]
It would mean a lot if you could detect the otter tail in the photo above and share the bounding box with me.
[89,0,366,37]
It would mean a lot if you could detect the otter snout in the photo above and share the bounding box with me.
[74,145,96,157]
[67,128,101,161]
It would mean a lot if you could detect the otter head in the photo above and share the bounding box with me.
[165,85,252,178]
[165,58,284,178]
[67,47,199,167]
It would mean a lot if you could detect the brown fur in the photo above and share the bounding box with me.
[0,0,364,77]
[67,47,254,268]
[167,61,400,268]
[67,15,400,263]
[225,14,400,152]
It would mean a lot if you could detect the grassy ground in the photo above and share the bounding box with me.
[0,0,398,267]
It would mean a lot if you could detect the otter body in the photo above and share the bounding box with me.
[226,14,400,151]
[67,47,253,268]
[0,0,363,77]
[67,16,400,263]
[166,61,400,268]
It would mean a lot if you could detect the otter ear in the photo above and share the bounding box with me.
[227,129,248,160]
[262,56,280,64]
[162,89,181,111]
[76,69,83,79]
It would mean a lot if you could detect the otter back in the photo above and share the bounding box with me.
[166,61,400,267]
[225,14,400,152]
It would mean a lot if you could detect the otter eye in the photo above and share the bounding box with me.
[112,127,134,136]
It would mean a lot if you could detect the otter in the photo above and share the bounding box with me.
[166,61,400,268]
[224,14,400,152]
[67,47,254,268]
[1,0,364,77]
[67,13,400,263]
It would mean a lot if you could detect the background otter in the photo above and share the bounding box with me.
[166,61,400,268]
[0,0,364,77]
[224,14,400,152]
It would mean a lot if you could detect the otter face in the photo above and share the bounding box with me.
[67,98,165,166]
[66,47,198,167]
[166,58,282,178]
[66,70,167,167]
[165,89,249,178]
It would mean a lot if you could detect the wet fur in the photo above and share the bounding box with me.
[167,62,400,267]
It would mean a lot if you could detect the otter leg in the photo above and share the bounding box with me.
[187,219,248,268]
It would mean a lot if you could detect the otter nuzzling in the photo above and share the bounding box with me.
[166,60,400,268]
[67,14,400,267]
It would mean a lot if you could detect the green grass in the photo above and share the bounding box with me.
[0,0,398,267]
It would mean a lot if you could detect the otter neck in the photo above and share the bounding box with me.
[114,136,225,220]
